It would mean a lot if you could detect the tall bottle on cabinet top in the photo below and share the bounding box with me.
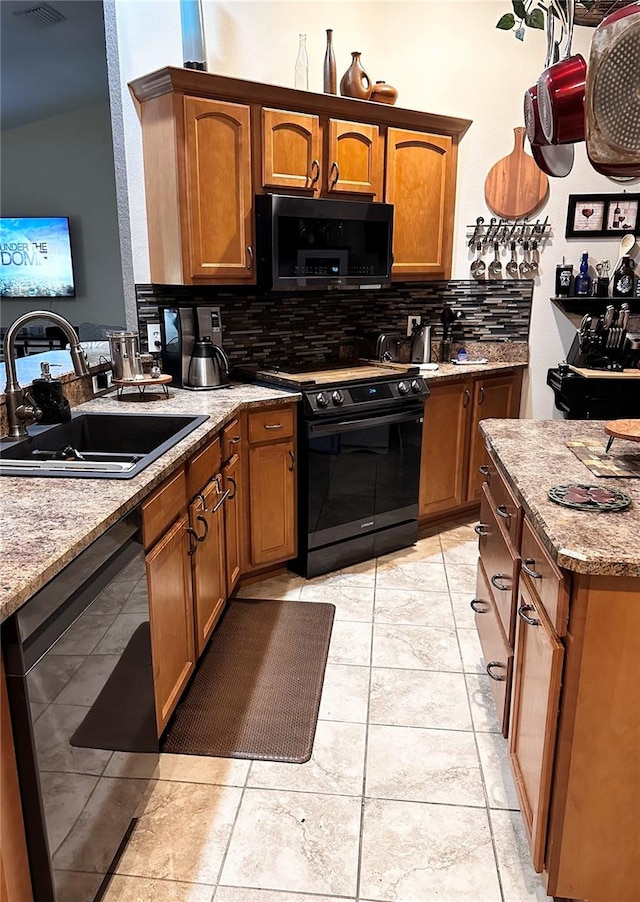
[574,252,592,296]
[612,255,636,298]
[180,0,207,70]
[323,29,337,94]
[295,34,309,90]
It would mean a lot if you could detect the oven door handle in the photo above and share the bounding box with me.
[308,406,424,436]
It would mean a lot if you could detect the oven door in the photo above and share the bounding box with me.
[303,404,424,549]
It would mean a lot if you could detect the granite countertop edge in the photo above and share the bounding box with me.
[481,419,640,579]
[0,383,301,624]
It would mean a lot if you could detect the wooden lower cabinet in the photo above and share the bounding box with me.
[223,453,242,593]
[509,575,564,873]
[190,479,226,657]
[248,439,296,567]
[146,514,196,735]
[1,657,32,902]
[473,561,513,736]
[419,370,523,522]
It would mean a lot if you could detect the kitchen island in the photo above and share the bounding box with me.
[477,417,639,902]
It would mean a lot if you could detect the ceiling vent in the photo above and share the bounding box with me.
[12,3,66,28]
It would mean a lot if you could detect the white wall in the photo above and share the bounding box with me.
[111,0,635,418]
[0,103,127,332]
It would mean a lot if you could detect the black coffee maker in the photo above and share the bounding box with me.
[158,305,223,387]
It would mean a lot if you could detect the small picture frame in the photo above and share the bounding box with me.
[566,194,640,238]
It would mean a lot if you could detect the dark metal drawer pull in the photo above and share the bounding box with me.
[474,523,489,537]
[478,464,490,476]
[521,558,542,580]
[463,388,471,408]
[470,598,489,614]
[227,475,237,500]
[229,435,241,444]
[288,450,296,472]
[490,573,510,592]
[518,603,540,626]
[486,661,506,681]
[496,505,511,520]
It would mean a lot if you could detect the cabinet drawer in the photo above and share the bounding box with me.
[521,518,569,636]
[142,468,187,550]
[474,560,513,737]
[222,418,242,462]
[248,407,295,444]
[187,437,222,499]
[479,484,519,646]
[484,459,523,548]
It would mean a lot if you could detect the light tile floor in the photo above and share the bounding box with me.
[98,521,552,902]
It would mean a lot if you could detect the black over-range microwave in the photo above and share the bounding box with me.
[255,193,394,291]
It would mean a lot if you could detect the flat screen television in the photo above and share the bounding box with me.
[0,217,75,298]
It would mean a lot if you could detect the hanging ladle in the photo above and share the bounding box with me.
[470,242,486,279]
[506,241,519,277]
[488,241,503,279]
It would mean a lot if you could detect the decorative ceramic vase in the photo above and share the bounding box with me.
[339,51,372,100]
[370,80,398,105]
[323,29,337,94]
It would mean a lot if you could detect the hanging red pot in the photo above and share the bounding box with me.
[537,0,586,145]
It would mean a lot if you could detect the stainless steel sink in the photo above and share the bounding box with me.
[0,412,209,479]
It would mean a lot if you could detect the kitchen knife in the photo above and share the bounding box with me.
[620,303,630,332]
[604,305,615,329]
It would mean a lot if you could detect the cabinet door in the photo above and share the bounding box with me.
[419,379,471,517]
[249,440,296,566]
[385,128,455,279]
[190,481,226,658]
[473,561,513,737]
[261,109,321,192]
[326,120,383,197]
[146,515,196,735]
[467,374,520,502]
[223,453,242,593]
[509,576,564,872]
[184,96,254,282]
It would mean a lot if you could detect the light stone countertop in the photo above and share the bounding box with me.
[0,383,300,624]
[481,418,640,577]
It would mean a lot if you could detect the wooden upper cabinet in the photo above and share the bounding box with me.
[261,109,321,192]
[326,120,383,197]
[385,128,455,279]
[183,96,254,282]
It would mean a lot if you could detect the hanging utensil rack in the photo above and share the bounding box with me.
[465,216,553,249]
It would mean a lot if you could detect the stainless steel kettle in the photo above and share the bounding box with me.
[186,338,230,389]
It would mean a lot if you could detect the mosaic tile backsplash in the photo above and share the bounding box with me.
[136,280,533,367]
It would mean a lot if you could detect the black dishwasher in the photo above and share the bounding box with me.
[2,510,159,902]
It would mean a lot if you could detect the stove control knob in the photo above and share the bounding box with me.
[411,379,422,393]
[332,390,345,406]
[397,381,409,395]
[316,392,329,408]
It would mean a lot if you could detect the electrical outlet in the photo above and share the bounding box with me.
[406,314,421,336]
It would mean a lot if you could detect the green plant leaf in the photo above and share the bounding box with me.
[512,0,527,18]
[497,12,516,29]
[526,8,545,28]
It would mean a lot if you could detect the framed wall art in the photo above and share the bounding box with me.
[565,193,639,239]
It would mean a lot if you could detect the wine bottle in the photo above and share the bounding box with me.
[574,252,592,297]
[295,34,309,90]
[323,29,337,94]
[612,255,635,298]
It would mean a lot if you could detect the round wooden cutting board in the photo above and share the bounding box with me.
[484,126,549,219]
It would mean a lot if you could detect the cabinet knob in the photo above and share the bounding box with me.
[486,661,506,681]
[521,558,542,580]
[470,598,489,613]
[518,603,540,626]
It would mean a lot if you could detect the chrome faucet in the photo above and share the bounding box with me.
[3,311,89,438]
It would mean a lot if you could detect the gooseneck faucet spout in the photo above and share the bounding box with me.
[3,311,89,439]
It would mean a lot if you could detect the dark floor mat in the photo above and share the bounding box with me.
[161,598,335,764]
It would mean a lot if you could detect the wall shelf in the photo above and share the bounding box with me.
[551,296,640,315]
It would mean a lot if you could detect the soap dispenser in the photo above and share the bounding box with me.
[31,362,71,424]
